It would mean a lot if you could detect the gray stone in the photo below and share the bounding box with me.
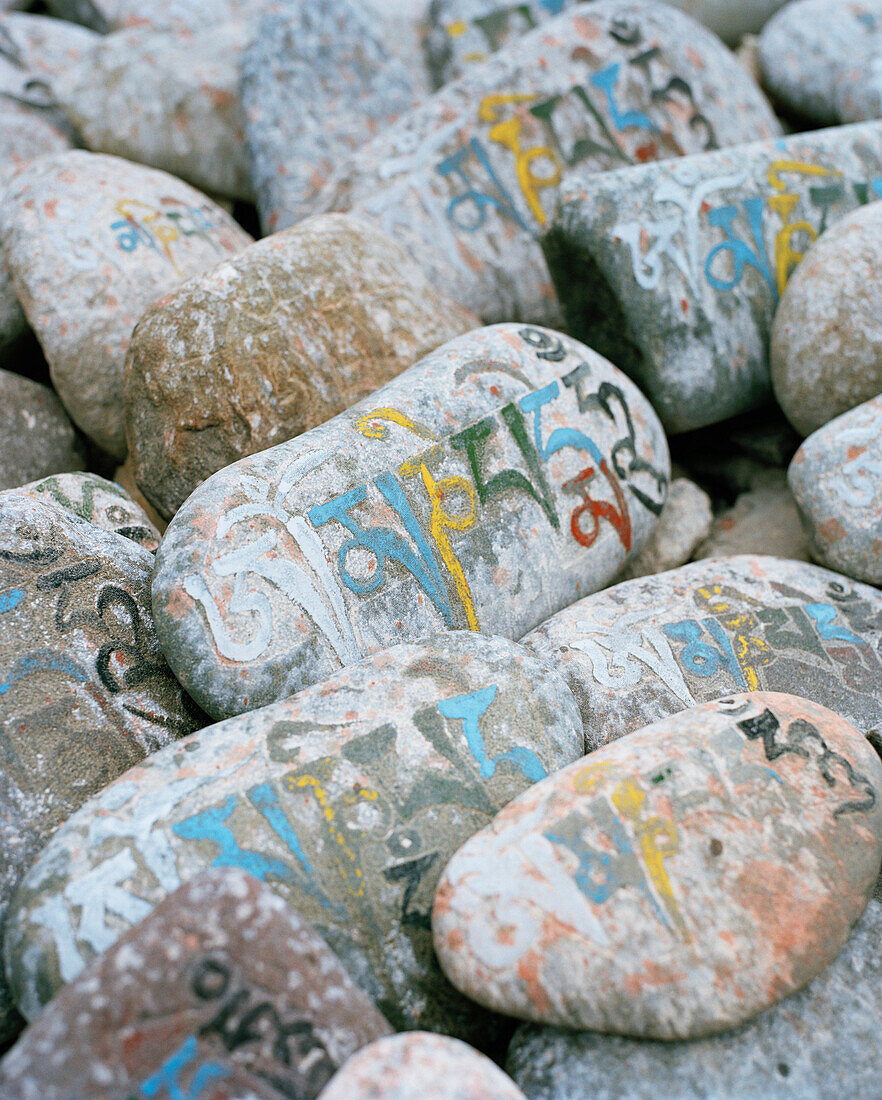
[0,370,81,489]
[0,13,98,105]
[693,469,811,562]
[545,120,882,434]
[664,0,792,45]
[2,631,582,1046]
[506,896,882,1099]
[520,554,882,751]
[151,323,669,719]
[317,0,780,325]
[617,477,712,581]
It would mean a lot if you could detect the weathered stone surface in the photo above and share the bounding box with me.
[0,150,252,459]
[693,469,811,562]
[434,692,882,1037]
[318,1032,527,1100]
[125,214,478,520]
[0,13,98,102]
[45,0,274,33]
[789,395,882,587]
[3,631,582,1044]
[0,370,81,489]
[664,0,791,45]
[545,121,882,434]
[617,477,712,581]
[0,868,392,1100]
[521,555,882,751]
[20,472,161,551]
[506,895,882,1099]
[241,4,419,235]
[771,201,882,437]
[152,323,669,719]
[317,0,780,325]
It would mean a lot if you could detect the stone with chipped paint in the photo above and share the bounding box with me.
[616,477,712,581]
[125,214,477,520]
[316,0,780,325]
[0,150,252,459]
[521,555,882,752]
[433,692,882,1037]
[2,631,582,1047]
[0,371,81,490]
[0,868,391,1100]
[545,120,882,434]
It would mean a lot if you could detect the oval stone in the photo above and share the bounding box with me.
[124,214,477,519]
[152,323,669,719]
[2,632,582,1043]
[433,692,882,1038]
[0,370,81,490]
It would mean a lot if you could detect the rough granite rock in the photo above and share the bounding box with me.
[617,477,712,581]
[0,150,252,459]
[693,469,811,563]
[0,370,82,489]
[433,692,882,1037]
[20,472,161,551]
[125,214,478,520]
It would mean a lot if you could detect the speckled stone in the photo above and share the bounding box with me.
[545,120,882,434]
[0,868,392,1100]
[664,0,791,44]
[521,555,882,751]
[317,1032,527,1100]
[693,470,811,563]
[506,896,882,1099]
[0,150,252,459]
[0,370,81,490]
[3,632,582,1045]
[125,214,477,520]
[317,0,780,325]
[152,323,669,719]
[433,692,882,1037]
[617,478,712,581]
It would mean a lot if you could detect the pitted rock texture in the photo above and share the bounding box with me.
[317,0,780,325]
[0,371,82,489]
[771,201,882,437]
[433,692,882,1037]
[545,120,882,434]
[789,395,882,586]
[617,477,712,581]
[0,150,253,459]
[20,472,161,551]
[2,632,582,1045]
[125,214,478,520]
[520,555,882,751]
[151,323,669,719]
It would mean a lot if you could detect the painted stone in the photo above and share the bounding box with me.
[241,3,419,235]
[520,555,882,752]
[125,214,477,520]
[0,371,82,490]
[545,120,882,434]
[317,0,780,325]
[152,323,669,719]
[0,868,392,1100]
[20,472,161,551]
[617,477,712,581]
[0,150,252,459]
[2,631,583,1043]
[317,1032,527,1100]
[44,0,275,34]
[506,896,882,1099]
[434,692,882,1037]
[693,470,811,563]
[771,202,882,437]
[788,395,882,587]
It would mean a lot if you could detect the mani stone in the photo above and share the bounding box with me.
[0,150,252,459]
[317,1033,527,1100]
[520,554,882,752]
[2,631,583,1046]
[317,0,780,326]
[433,692,882,1038]
[0,371,81,489]
[124,214,477,520]
[789,395,882,587]
[151,323,669,719]
[506,895,882,1099]
[241,3,419,235]
[0,868,391,1100]
[616,477,712,581]
[771,201,882,437]
[544,120,882,435]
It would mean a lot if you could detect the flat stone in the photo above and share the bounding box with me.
[0,150,252,459]
[693,469,811,562]
[0,370,81,489]
[317,0,780,325]
[433,692,882,1037]
[789,395,882,587]
[241,3,419,234]
[0,867,391,1100]
[617,478,712,581]
[3,631,582,1046]
[152,323,669,719]
[771,201,882,437]
[125,214,477,519]
[317,1032,527,1100]
[506,895,882,1099]
[520,554,882,751]
[545,120,882,434]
